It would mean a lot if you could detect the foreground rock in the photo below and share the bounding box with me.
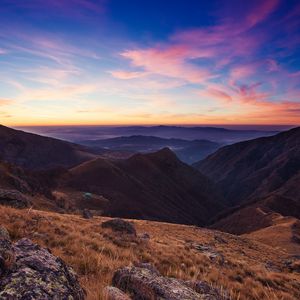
[0,227,85,299]
[102,218,137,236]
[112,265,229,300]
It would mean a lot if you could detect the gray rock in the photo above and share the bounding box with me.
[134,262,159,275]
[0,230,85,300]
[184,280,230,300]
[139,233,150,241]
[102,219,136,236]
[82,209,93,219]
[104,286,132,300]
[0,189,29,208]
[112,266,228,300]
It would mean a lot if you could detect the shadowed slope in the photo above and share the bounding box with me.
[60,148,225,225]
[195,127,300,207]
[0,125,96,170]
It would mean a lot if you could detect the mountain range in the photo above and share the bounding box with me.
[0,124,299,240]
[17,125,278,143]
[77,135,221,164]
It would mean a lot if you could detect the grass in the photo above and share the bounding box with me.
[1,205,300,300]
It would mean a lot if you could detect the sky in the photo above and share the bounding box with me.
[0,0,300,126]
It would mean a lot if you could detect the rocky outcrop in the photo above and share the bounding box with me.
[103,286,132,300]
[112,265,229,300]
[102,219,137,236]
[0,189,30,208]
[0,227,85,299]
[82,208,93,219]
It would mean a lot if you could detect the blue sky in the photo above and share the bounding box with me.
[0,0,299,125]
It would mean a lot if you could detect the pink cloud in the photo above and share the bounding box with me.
[245,0,279,28]
[121,45,213,84]
[266,59,279,72]
[109,70,146,80]
[230,64,257,81]
[0,98,13,105]
[115,0,280,91]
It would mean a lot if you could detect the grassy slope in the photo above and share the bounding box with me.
[1,205,299,300]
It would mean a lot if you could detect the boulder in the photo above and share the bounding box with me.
[0,228,85,299]
[103,286,132,300]
[112,265,229,300]
[102,219,136,236]
[0,189,29,208]
[139,233,150,241]
[82,209,93,219]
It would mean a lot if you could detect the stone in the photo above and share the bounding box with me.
[103,286,132,300]
[184,280,230,299]
[139,233,150,241]
[0,189,29,208]
[134,262,159,275]
[0,233,85,299]
[82,209,93,219]
[102,219,136,236]
[112,265,229,300]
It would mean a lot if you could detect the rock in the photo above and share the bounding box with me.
[103,286,132,300]
[192,243,225,264]
[102,218,136,236]
[112,265,228,300]
[284,257,300,273]
[214,234,228,244]
[0,232,85,299]
[134,262,159,275]
[184,280,230,299]
[82,209,93,219]
[0,226,15,276]
[0,189,29,208]
[139,233,150,241]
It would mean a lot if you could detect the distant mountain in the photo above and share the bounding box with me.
[18,125,278,144]
[195,127,300,207]
[78,135,221,164]
[58,148,225,225]
[0,125,97,170]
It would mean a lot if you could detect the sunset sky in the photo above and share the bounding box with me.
[0,0,300,126]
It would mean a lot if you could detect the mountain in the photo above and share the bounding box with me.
[18,125,278,144]
[57,148,225,225]
[78,135,221,164]
[194,127,300,242]
[0,125,97,170]
[195,127,300,207]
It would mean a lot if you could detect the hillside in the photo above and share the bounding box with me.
[1,205,299,300]
[0,125,96,170]
[78,135,220,164]
[195,127,300,208]
[57,148,224,225]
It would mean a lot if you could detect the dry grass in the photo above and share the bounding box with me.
[1,205,300,300]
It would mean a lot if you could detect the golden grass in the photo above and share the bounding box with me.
[1,205,299,300]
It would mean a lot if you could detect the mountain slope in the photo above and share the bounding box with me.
[58,148,225,225]
[0,125,96,170]
[78,135,221,164]
[195,127,300,207]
